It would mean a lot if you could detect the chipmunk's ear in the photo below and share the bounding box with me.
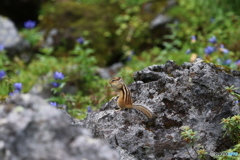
[110,77,121,82]
[119,77,124,82]
[114,77,122,81]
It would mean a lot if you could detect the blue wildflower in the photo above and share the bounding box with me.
[87,106,92,113]
[14,83,22,91]
[235,60,240,67]
[224,59,232,65]
[49,102,57,107]
[0,44,4,51]
[51,82,60,88]
[53,71,64,80]
[191,35,196,43]
[24,20,36,29]
[208,36,217,43]
[204,46,215,55]
[186,49,191,54]
[219,44,229,54]
[9,90,21,96]
[0,70,6,80]
[126,56,132,61]
[77,37,84,44]
[210,17,215,23]
[126,51,135,61]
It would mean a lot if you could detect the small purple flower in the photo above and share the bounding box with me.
[210,17,215,23]
[204,46,215,55]
[77,37,84,44]
[24,20,36,29]
[191,35,196,43]
[222,48,229,54]
[49,102,57,107]
[186,49,191,54]
[126,56,132,61]
[9,90,21,96]
[219,44,229,54]
[0,70,6,80]
[236,100,239,104]
[87,106,92,113]
[223,59,232,65]
[53,71,64,80]
[0,44,4,51]
[235,60,240,67]
[220,44,225,48]
[51,82,60,87]
[14,83,22,91]
[126,51,135,61]
[208,36,217,43]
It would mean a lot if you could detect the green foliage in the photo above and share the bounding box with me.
[117,46,165,84]
[39,47,54,56]
[180,126,199,147]
[39,0,159,66]
[165,0,240,67]
[70,41,96,83]
[180,126,207,159]
[221,114,240,143]
[0,77,12,100]
[0,50,11,70]
[225,85,240,100]
[39,0,118,65]
[20,28,43,47]
[217,114,240,159]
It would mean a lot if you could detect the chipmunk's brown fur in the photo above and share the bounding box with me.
[109,77,154,119]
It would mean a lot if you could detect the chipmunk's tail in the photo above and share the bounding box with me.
[132,105,154,119]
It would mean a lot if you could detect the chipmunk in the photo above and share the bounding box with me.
[109,77,154,119]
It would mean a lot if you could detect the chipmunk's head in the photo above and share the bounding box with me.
[109,77,124,90]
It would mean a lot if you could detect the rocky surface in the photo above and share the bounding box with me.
[0,15,30,60]
[0,94,119,160]
[83,59,240,159]
[0,16,28,48]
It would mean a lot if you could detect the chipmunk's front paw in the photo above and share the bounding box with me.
[110,95,119,101]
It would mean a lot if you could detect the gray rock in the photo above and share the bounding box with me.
[42,28,59,47]
[83,59,240,159]
[149,0,177,29]
[150,14,172,29]
[0,16,30,54]
[0,94,119,160]
[97,62,123,79]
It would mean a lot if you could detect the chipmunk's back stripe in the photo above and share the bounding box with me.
[122,84,132,105]
[127,86,132,104]
[122,84,127,103]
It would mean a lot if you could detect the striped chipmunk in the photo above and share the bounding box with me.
[109,77,154,119]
